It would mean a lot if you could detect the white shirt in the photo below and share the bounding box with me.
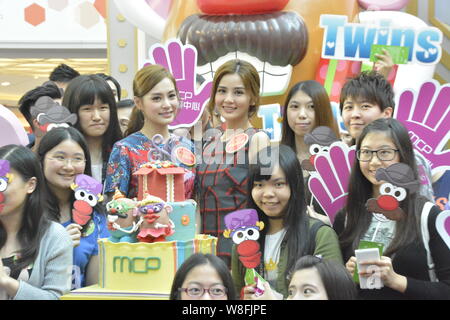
[91,164,102,183]
[264,229,287,287]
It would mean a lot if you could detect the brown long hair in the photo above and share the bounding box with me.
[125,65,178,136]
[339,118,425,257]
[207,59,260,120]
[281,80,339,153]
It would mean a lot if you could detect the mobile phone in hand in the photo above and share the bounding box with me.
[355,248,383,289]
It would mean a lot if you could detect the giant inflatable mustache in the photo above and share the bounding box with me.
[177,11,308,67]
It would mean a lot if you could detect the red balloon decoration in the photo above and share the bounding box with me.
[197,0,289,15]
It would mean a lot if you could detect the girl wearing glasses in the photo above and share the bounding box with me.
[0,145,72,299]
[38,127,110,290]
[170,253,236,300]
[333,118,450,299]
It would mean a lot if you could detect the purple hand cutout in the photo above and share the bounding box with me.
[147,39,212,129]
[308,142,356,224]
[395,80,450,173]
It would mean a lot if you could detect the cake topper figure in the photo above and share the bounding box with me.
[366,163,420,221]
[71,174,104,226]
[137,194,175,243]
[106,189,141,242]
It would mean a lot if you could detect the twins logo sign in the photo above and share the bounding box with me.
[320,14,443,65]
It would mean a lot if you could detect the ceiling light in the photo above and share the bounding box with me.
[1,82,11,86]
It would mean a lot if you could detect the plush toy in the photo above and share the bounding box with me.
[70,174,104,226]
[106,189,141,242]
[223,209,266,296]
[366,163,420,221]
[137,194,175,243]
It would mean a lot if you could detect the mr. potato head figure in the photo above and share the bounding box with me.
[163,0,361,111]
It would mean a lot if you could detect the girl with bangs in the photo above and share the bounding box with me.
[63,74,122,183]
[232,145,343,299]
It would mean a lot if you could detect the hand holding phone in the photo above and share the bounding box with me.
[355,248,384,289]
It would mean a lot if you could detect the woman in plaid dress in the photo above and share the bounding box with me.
[196,59,270,267]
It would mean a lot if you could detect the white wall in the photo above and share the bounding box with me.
[0,0,106,49]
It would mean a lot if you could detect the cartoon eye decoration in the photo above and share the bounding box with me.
[152,204,163,212]
[85,193,98,207]
[380,183,395,195]
[0,178,7,192]
[139,206,149,213]
[46,123,57,132]
[245,228,260,241]
[115,204,123,212]
[392,187,407,202]
[309,144,321,155]
[321,147,329,153]
[74,189,98,207]
[74,189,87,201]
[181,215,190,225]
[232,230,246,245]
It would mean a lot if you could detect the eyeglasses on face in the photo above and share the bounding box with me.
[48,155,86,166]
[356,148,399,162]
[179,284,227,298]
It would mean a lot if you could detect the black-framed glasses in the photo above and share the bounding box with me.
[47,155,86,166]
[179,284,228,298]
[356,148,399,162]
